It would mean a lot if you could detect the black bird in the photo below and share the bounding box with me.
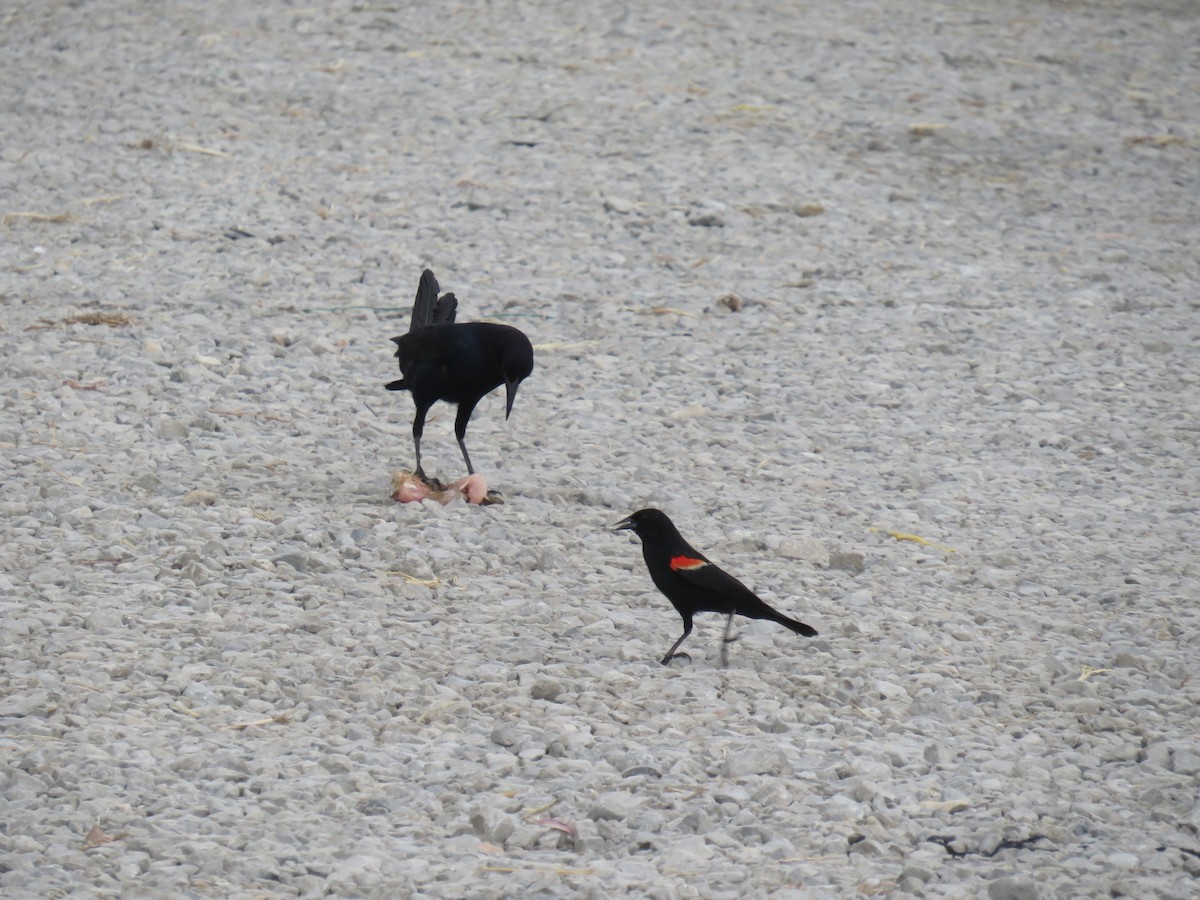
[386,269,534,481]
[613,508,818,666]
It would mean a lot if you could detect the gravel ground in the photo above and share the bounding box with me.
[3,0,1199,897]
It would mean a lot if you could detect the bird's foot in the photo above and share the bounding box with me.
[414,469,449,491]
[661,651,692,666]
[390,471,498,506]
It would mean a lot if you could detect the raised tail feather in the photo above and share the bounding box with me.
[408,268,457,332]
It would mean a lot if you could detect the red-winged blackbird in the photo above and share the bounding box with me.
[614,508,818,666]
[386,269,534,480]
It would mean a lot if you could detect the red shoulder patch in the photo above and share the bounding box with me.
[669,555,708,572]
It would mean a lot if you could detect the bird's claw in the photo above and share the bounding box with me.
[661,651,692,666]
[416,470,470,494]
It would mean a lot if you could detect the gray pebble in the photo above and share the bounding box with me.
[589,791,641,821]
[723,748,789,778]
[778,538,829,566]
[0,690,52,718]
[987,876,1040,900]
[469,807,514,844]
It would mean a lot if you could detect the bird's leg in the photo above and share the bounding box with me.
[412,405,430,482]
[457,438,475,476]
[454,401,479,476]
[661,618,693,666]
[720,611,738,668]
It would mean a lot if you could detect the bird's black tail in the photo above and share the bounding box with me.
[767,609,818,637]
[409,269,458,332]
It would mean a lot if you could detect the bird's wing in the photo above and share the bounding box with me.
[672,554,815,634]
[670,555,761,603]
[392,329,455,368]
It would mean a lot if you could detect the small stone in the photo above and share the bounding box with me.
[569,819,603,854]
[977,830,1004,856]
[182,681,220,706]
[712,785,751,805]
[875,680,907,700]
[273,552,310,573]
[0,690,51,717]
[469,807,513,844]
[848,837,884,857]
[1171,750,1200,775]
[326,854,383,889]
[357,799,390,816]
[62,505,94,525]
[938,837,969,856]
[130,473,162,493]
[490,725,518,747]
[900,865,935,883]
[718,292,743,312]
[589,791,641,821]
[85,609,123,631]
[622,765,662,779]
[722,748,788,778]
[530,679,563,702]
[182,489,217,507]
[778,538,828,566]
[505,823,556,850]
[1037,433,1070,450]
[659,835,712,871]
[829,551,865,572]
[156,418,189,440]
[988,875,1040,900]
[847,778,883,802]
[535,549,561,572]
[1142,742,1170,768]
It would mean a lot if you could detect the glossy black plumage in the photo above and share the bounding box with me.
[386,269,534,480]
[614,508,818,666]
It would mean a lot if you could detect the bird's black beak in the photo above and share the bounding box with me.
[504,378,520,420]
[612,515,634,532]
